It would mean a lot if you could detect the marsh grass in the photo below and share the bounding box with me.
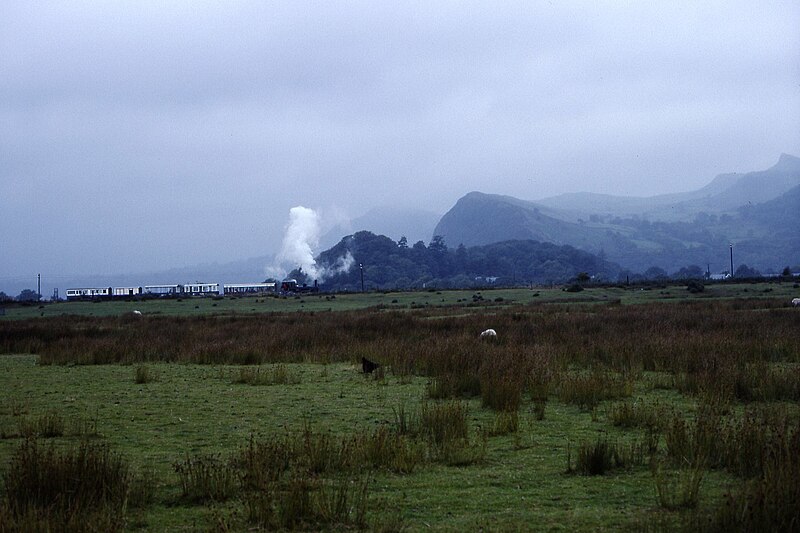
[173,454,239,503]
[2,296,799,530]
[0,439,130,532]
[488,410,519,436]
[700,424,800,532]
[608,399,669,430]
[651,458,705,510]
[480,369,524,411]
[566,436,650,476]
[243,473,370,531]
[134,364,156,383]
[556,371,634,411]
[17,411,65,438]
[419,401,469,446]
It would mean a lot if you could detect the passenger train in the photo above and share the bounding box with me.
[65,281,279,301]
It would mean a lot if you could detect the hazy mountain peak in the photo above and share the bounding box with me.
[775,153,800,170]
[434,155,800,274]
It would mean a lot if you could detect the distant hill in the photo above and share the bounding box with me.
[319,206,441,250]
[536,153,800,221]
[434,155,800,274]
[314,231,618,290]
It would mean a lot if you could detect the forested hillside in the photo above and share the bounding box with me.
[305,232,618,291]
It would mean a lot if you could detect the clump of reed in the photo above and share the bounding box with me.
[480,368,524,412]
[487,410,519,436]
[16,411,65,438]
[7,413,98,441]
[566,436,649,476]
[232,429,391,530]
[134,364,157,383]
[426,372,481,400]
[607,399,669,430]
[556,370,634,411]
[651,458,705,510]
[700,423,800,532]
[242,472,370,531]
[392,401,485,466]
[0,439,131,532]
[173,454,239,503]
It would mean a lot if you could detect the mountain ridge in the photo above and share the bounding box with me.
[434,154,800,273]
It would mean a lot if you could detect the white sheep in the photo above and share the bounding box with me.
[792,298,800,307]
[479,328,497,340]
[132,310,142,316]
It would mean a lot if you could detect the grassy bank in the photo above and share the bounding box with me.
[1,296,799,530]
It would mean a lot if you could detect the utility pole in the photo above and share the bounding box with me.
[359,263,365,292]
[729,243,734,278]
[37,273,41,301]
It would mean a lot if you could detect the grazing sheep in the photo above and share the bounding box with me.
[132,310,142,316]
[792,298,800,307]
[479,328,497,340]
[362,357,380,374]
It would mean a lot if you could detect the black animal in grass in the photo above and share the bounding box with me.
[361,357,380,374]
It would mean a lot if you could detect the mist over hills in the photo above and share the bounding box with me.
[319,207,441,251]
[434,154,800,274]
[535,153,800,220]
[4,155,797,299]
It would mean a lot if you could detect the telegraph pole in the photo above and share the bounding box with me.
[37,273,41,301]
[729,244,734,278]
[359,263,365,292]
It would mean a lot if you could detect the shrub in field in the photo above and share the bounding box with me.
[487,410,519,436]
[710,406,799,478]
[566,437,649,476]
[17,411,65,438]
[0,439,130,532]
[480,368,524,412]
[651,458,705,510]
[663,410,721,468]
[419,401,469,447]
[243,473,369,531]
[417,401,485,465]
[556,370,633,411]
[237,435,293,492]
[356,425,425,474]
[699,424,800,532]
[134,364,156,384]
[173,454,239,503]
[392,402,418,437]
[607,399,669,430]
[426,372,481,400]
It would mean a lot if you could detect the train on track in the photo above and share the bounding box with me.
[65,281,278,301]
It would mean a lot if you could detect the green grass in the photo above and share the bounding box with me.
[2,290,798,530]
[3,280,797,320]
[0,355,748,531]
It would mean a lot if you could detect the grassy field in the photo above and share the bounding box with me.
[1,285,799,531]
[2,280,798,320]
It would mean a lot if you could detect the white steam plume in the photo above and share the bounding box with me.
[268,206,354,283]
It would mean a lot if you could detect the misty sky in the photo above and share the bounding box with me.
[2,1,799,283]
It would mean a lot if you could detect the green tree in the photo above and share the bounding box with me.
[734,264,761,278]
[428,235,448,254]
[17,289,39,302]
[643,266,669,280]
[397,236,408,249]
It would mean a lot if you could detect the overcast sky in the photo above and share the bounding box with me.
[2,1,799,283]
